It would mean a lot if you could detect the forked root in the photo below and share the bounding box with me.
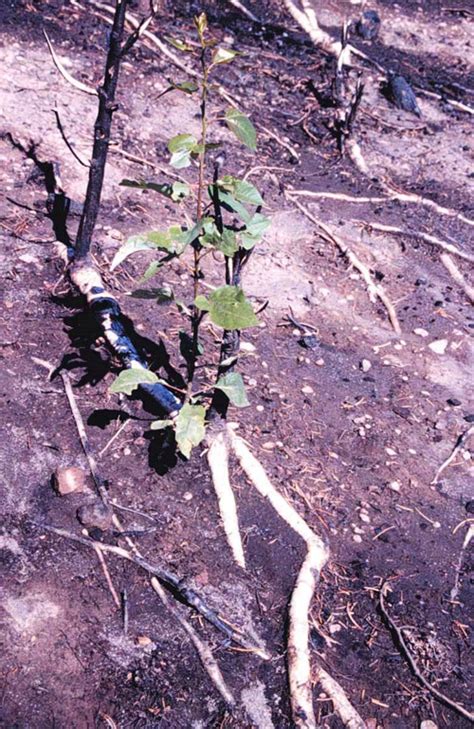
[315,667,366,729]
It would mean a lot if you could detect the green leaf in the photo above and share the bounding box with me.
[240,213,271,249]
[130,285,174,303]
[110,236,157,271]
[120,179,190,201]
[225,108,257,151]
[109,368,158,396]
[212,48,238,65]
[215,372,250,407]
[168,134,199,169]
[165,36,193,52]
[200,222,239,256]
[150,419,173,430]
[174,403,206,458]
[218,190,252,224]
[195,286,258,329]
[140,260,162,281]
[194,12,208,39]
[218,176,264,206]
[172,81,199,94]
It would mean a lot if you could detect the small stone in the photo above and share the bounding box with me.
[353,534,363,543]
[359,512,371,524]
[385,447,397,456]
[328,623,342,634]
[248,378,257,386]
[77,501,113,531]
[108,228,124,241]
[52,466,91,495]
[388,480,401,492]
[262,441,275,450]
[136,635,152,647]
[420,721,438,729]
[123,447,131,456]
[360,359,372,372]
[183,491,193,501]
[315,358,325,366]
[240,341,256,352]
[413,328,429,337]
[256,405,264,412]
[447,398,461,406]
[302,385,314,394]
[428,339,448,355]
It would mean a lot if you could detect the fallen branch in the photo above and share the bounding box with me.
[150,577,236,707]
[358,222,474,264]
[315,666,366,729]
[290,198,402,334]
[37,523,268,657]
[379,582,474,722]
[431,425,474,485]
[440,253,474,304]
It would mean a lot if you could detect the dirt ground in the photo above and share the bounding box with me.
[0,1,473,727]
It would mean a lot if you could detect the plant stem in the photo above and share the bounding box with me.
[187,49,209,397]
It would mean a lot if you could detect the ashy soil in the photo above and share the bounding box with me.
[0,1,473,727]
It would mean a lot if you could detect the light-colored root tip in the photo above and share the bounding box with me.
[207,427,246,569]
[315,666,366,728]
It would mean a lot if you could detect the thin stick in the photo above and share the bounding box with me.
[150,577,236,707]
[431,425,474,485]
[359,222,474,264]
[121,589,129,634]
[98,417,131,458]
[43,30,98,96]
[260,124,300,161]
[37,523,269,657]
[379,582,474,722]
[440,253,474,304]
[60,371,110,506]
[288,190,387,204]
[228,426,331,729]
[450,524,474,601]
[315,666,366,729]
[227,0,260,23]
[93,544,121,607]
[291,198,402,334]
[52,108,90,167]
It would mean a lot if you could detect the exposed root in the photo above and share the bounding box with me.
[359,222,474,264]
[379,582,474,722]
[93,544,121,608]
[207,427,246,569]
[380,182,474,227]
[150,577,236,707]
[43,30,98,96]
[227,426,331,729]
[288,190,388,205]
[431,425,474,485]
[440,253,474,304]
[282,0,342,58]
[227,0,260,23]
[260,124,300,162]
[450,524,474,602]
[315,666,366,729]
[290,198,402,335]
[345,138,369,175]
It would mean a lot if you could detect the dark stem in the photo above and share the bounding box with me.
[74,0,129,261]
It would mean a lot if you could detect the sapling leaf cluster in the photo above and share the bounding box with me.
[110,13,270,458]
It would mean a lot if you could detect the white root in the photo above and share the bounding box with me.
[380,183,474,228]
[315,667,366,729]
[345,139,369,176]
[43,30,98,96]
[282,0,342,58]
[360,222,474,264]
[288,190,388,205]
[227,0,260,23]
[150,577,236,707]
[440,253,474,304]
[431,425,474,485]
[227,426,330,729]
[207,427,246,569]
[291,198,402,335]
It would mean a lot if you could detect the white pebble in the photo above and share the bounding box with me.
[428,339,448,355]
[413,328,429,337]
[388,480,401,492]
[353,534,363,543]
[183,492,193,501]
[240,341,256,352]
[302,385,314,394]
[360,359,372,372]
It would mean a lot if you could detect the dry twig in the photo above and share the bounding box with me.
[432,425,474,485]
[43,30,98,96]
[439,253,474,304]
[290,197,402,334]
[379,582,474,722]
[358,222,474,264]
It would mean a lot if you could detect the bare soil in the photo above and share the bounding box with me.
[0,1,473,728]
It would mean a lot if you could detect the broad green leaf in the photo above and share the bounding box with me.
[140,260,162,281]
[212,48,238,65]
[218,176,264,206]
[111,236,157,271]
[165,36,193,52]
[174,403,206,458]
[218,190,251,224]
[225,108,257,151]
[120,179,190,201]
[172,81,199,94]
[200,222,239,256]
[240,213,271,249]
[130,285,173,303]
[168,134,199,169]
[150,419,173,430]
[215,372,250,407]
[195,286,258,329]
[147,225,189,253]
[109,368,158,396]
